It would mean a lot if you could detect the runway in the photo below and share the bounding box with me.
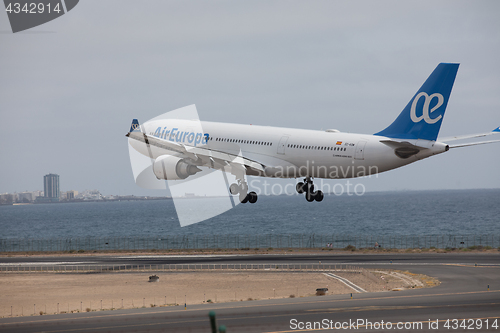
[0,253,499,332]
[1,252,499,266]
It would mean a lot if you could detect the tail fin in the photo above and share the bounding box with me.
[129,119,140,132]
[375,63,459,141]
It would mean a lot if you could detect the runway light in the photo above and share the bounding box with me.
[209,311,217,333]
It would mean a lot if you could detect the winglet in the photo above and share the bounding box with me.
[129,119,140,133]
[493,126,500,133]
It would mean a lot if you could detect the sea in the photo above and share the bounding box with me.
[0,189,499,240]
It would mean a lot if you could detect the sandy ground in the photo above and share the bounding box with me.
[0,270,437,317]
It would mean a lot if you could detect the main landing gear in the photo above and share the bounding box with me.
[229,180,258,204]
[296,177,324,202]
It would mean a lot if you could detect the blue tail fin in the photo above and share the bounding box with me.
[129,119,140,132]
[375,63,459,141]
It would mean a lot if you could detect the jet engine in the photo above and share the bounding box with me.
[153,155,202,180]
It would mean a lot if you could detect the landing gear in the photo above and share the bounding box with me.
[296,177,324,202]
[229,180,258,204]
[315,190,324,202]
[229,183,239,195]
[247,191,258,204]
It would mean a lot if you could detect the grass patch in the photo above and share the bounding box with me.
[343,245,356,251]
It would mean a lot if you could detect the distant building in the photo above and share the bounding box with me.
[76,189,102,200]
[37,173,60,203]
[66,190,78,200]
[18,192,35,203]
[0,193,14,205]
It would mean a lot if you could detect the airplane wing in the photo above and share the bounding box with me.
[439,126,500,142]
[126,130,267,175]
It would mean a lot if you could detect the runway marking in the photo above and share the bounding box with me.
[19,317,209,332]
[307,302,500,313]
[1,290,499,327]
[11,308,500,333]
[371,270,424,287]
[0,262,97,266]
[116,254,249,258]
[443,263,499,268]
[343,262,500,266]
[265,316,500,332]
[323,273,366,293]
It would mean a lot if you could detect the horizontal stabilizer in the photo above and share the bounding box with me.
[379,139,431,149]
[449,139,500,148]
[440,126,500,142]
[379,139,425,159]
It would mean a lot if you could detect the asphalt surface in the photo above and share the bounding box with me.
[1,252,500,265]
[1,253,499,332]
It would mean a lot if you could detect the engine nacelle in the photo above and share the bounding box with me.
[153,155,202,180]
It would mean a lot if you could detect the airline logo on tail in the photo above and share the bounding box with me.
[129,119,140,132]
[375,63,459,141]
[410,92,444,124]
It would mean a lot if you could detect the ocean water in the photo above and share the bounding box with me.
[0,189,499,240]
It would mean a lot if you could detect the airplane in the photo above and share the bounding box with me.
[127,63,500,204]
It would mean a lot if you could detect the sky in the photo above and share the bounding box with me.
[1,0,499,196]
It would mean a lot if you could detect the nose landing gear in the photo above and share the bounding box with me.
[296,177,323,202]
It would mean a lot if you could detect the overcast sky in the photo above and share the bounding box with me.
[1,1,499,196]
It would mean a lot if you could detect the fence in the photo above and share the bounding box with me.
[0,234,499,252]
[0,263,362,273]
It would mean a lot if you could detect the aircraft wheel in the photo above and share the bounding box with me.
[303,183,314,193]
[315,190,324,202]
[229,183,239,195]
[239,192,248,203]
[248,191,258,204]
[296,182,305,194]
[305,192,315,202]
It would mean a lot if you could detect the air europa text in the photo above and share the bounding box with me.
[153,127,209,146]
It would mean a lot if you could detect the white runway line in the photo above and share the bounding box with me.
[0,262,96,266]
[323,272,367,293]
[116,255,248,259]
[372,270,424,287]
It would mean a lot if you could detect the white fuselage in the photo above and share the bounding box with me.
[131,119,449,180]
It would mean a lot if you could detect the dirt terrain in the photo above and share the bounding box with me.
[0,269,436,317]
